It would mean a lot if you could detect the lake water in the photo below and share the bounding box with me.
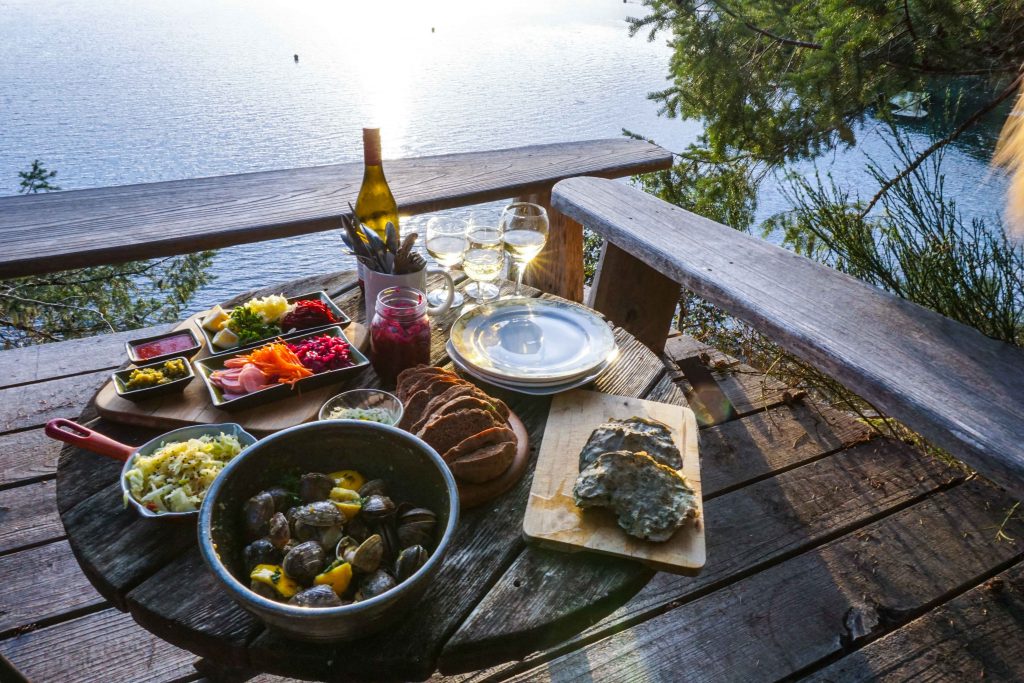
[0,0,1010,313]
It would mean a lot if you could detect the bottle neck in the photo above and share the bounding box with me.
[363,128,382,166]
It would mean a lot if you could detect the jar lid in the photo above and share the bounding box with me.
[376,286,427,319]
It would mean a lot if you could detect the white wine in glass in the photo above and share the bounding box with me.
[425,216,469,308]
[499,202,548,296]
[463,227,504,304]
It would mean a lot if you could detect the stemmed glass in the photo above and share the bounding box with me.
[462,226,505,305]
[424,216,469,308]
[499,202,548,296]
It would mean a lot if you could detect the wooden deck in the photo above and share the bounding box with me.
[1,312,1022,681]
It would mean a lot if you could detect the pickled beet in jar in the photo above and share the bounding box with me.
[370,286,432,385]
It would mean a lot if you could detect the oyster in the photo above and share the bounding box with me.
[578,417,682,471]
[573,450,698,542]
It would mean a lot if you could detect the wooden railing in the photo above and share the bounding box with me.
[0,139,672,301]
[553,176,1024,500]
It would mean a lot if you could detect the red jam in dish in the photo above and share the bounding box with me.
[132,332,196,360]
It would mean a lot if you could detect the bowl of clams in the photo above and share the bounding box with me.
[197,420,459,642]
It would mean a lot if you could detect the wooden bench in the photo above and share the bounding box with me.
[552,175,1024,499]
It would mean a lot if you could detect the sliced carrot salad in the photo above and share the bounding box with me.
[240,342,313,386]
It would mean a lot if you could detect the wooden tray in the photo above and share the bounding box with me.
[522,389,705,575]
[94,311,369,436]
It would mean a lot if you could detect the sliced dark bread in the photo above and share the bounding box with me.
[441,426,516,464]
[450,440,516,483]
[418,409,501,456]
[411,395,495,434]
[396,365,448,400]
[398,377,471,430]
[408,384,478,433]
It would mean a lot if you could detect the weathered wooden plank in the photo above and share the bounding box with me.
[440,438,956,673]
[0,480,62,555]
[0,369,110,434]
[591,326,665,398]
[54,419,152,515]
[506,479,1024,682]
[127,547,262,668]
[662,333,737,369]
[0,429,61,486]
[0,540,105,636]
[0,139,671,278]
[517,190,585,302]
[672,355,737,426]
[59,481,196,608]
[0,324,167,391]
[807,562,1024,682]
[588,241,679,353]
[553,176,1024,497]
[0,608,198,682]
[698,402,872,495]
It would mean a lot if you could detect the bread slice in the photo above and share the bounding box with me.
[396,365,448,400]
[398,376,470,430]
[450,440,517,483]
[418,409,501,456]
[441,426,516,464]
[408,384,478,433]
[412,395,493,433]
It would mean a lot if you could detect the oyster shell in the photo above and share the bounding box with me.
[573,450,698,542]
[578,417,682,471]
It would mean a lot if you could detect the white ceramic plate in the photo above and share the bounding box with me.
[448,341,611,396]
[449,298,616,383]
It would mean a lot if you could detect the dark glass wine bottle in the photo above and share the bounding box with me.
[355,128,400,241]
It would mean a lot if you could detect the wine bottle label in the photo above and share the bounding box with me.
[363,128,382,166]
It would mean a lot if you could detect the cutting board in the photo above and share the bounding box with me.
[523,389,705,574]
[94,311,370,436]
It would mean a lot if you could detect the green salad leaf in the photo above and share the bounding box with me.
[227,305,280,345]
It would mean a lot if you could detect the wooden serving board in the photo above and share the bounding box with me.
[522,389,705,574]
[94,312,370,436]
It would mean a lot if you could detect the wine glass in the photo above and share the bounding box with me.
[425,216,468,308]
[462,226,505,305]
[499,202,548,297]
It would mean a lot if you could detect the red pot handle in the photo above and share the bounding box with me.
[45,418,135,463]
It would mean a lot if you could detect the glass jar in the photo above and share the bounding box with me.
[370,286,431,385]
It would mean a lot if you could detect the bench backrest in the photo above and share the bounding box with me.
[0,139,670,279]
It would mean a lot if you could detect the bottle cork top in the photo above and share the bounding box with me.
[363,128,382,165]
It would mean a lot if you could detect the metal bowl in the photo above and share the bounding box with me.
[197,420,459,642]
[318,388,403,425]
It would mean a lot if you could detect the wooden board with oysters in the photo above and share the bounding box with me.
[395,366,531,509]
[523,389,705,574]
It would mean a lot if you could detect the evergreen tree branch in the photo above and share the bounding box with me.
[702,0,823,50]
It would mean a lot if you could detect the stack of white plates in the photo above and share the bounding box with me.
[447,298,618,395]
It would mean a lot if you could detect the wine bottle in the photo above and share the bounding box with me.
[355,128,400,241]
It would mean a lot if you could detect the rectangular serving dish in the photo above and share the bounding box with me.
[194,326,369,412]
[197,290,351,354]
[112,356,196,402]
[126,327,203,365]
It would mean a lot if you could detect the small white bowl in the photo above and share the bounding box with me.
[318,388,404,425]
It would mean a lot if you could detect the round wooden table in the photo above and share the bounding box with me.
[55,271,675,681]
